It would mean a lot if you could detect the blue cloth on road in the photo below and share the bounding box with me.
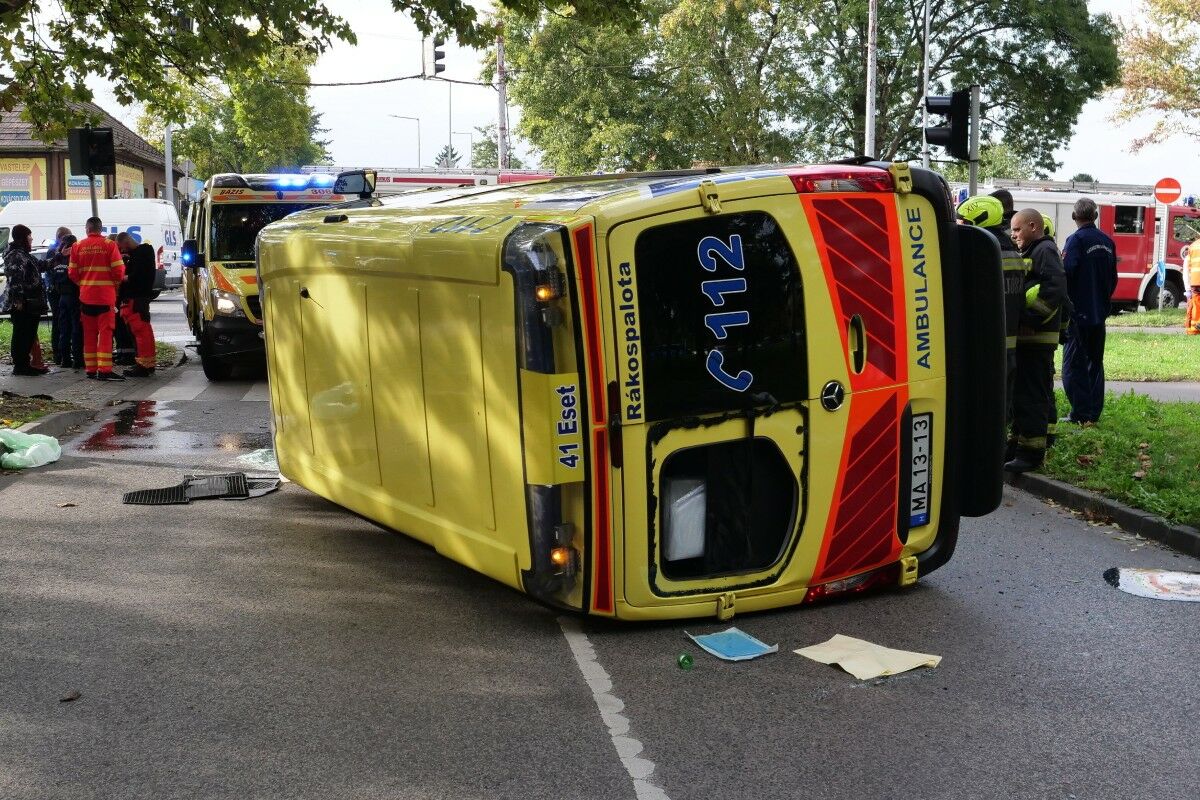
[686,627,778,661]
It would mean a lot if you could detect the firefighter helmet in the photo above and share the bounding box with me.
[1041,214,1056,238]
[956,195,1004,228]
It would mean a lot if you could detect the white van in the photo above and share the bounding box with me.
[0,199,185,289]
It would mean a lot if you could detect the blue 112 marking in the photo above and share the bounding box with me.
[697,234,753,392]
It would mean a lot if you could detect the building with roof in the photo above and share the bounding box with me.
[0,102,182,208]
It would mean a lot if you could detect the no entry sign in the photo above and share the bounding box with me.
[1154,177,1182,204]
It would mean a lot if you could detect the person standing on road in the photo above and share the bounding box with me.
[990,189,1016,232]
[68,217,125,381]
[116,232,157,377]
[957,195,1027,459]
[1007,209,1069,473]
[1061,198,1117,423]
[2,224,50,376]
[43,225,72,365]
[49,235,82,368]
[1185,243,1200,335]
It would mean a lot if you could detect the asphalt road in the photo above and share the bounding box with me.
[1,365,1198,799]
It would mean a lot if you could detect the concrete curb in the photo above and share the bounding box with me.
[19,407,99,440]
[1005,471,1200,558]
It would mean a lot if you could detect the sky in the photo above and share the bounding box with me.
[91,0,1195,191]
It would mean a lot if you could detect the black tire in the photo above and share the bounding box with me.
[199,327,234,381]
[1143,278,1186,309]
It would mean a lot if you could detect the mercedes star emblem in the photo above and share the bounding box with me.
[820,380,846,411]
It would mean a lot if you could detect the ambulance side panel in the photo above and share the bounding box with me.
[258,219,532,589]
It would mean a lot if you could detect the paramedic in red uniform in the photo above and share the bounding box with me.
[68,217,126,381]
[116,232,157,377]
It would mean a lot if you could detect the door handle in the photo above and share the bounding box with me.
[848,314,867,374]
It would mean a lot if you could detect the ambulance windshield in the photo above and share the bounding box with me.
[210,203,316,262]
[633,212,808,421]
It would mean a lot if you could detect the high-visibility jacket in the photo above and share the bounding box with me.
[1018,237,1069,347]
[988,229,1028,353]
[1187,243,1200,287]
[68,233,125,306]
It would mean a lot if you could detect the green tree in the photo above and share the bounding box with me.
[499,0,1119,173]
[434,144,462,168]
[1071,173,1096,183]
[470,124,527,169]
[137,48,329,176]
[939,142,1037,184]
[1116,0,1200,149]
[0,0,642,140]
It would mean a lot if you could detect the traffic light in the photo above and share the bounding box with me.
[425,36,446,77]
[67,126,115,177]
[924,89,971,162]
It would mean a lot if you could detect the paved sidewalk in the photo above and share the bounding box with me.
[1,359,187,410]
[1109,325,1189,335]
[1055,379,1200,403]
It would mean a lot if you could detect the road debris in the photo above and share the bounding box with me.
[0,429,62,469]
[123,472,280,505]
[59,690,81,703]
[795,634,941,680]
[685,627,778,661]
[1103,567,1200,602]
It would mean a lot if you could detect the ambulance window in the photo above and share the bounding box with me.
[634,212,807,420]
[209,204,313,262]
[1113,206,1144,235]
[1173,216,1200,243]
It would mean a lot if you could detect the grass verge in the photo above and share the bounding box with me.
[1055,331,1200,382]
[1108,308,1186,328]
[0,319,179,368]
[1044,390,1200,528]
[0,390,77,428]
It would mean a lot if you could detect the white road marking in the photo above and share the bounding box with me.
[558,616,671,800]
[242,381,271,402]
[147,368,210,401]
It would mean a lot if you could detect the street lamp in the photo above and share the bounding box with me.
[452,130,475,167]
[389,115,422,167]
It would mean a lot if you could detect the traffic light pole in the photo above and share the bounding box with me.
[968,85,980,195]
[497,31,509,171]
[88,174,98,219]
[864,0,878,156]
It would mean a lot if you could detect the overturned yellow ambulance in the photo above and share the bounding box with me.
[256,162,1006,620]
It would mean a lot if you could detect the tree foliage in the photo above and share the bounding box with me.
[0,0,642,140]
[500,0,1119,173]
[1116,0,1200,149]
[470,123,527,169]
[137,49,329,177]
[939,142,1037,184]
[1070,173,1096,183]
[434,144,462,168]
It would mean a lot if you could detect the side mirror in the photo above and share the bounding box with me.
[334,169,377,199]
[180,239,203,270]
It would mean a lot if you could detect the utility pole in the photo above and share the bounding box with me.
[864,0,878,156]
[921,0,931,168]
[968,84,981,195]
[164,122,175,206]
[497,30,509,170]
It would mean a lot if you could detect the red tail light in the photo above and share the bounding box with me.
[802,562,902,604]
[788,166,894,194]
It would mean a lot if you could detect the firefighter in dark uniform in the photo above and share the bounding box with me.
[1007,209,1069,472]
[1039,213,1066,448]
[957,195,1027,453]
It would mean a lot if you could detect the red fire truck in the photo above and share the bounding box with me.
[992,180,1200,310]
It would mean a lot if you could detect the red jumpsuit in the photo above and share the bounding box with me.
[68,233,125,375]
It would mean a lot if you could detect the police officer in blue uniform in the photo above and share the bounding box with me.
[1060,197,1117,425]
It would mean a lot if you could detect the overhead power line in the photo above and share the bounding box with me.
[276,73,496,89]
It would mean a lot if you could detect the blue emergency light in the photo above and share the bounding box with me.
[309,174,336,187]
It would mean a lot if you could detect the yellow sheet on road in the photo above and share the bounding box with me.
[794,634,941,680]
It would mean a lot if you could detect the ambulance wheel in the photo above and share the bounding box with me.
[199,328,234,381]
[201,353,234,381]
